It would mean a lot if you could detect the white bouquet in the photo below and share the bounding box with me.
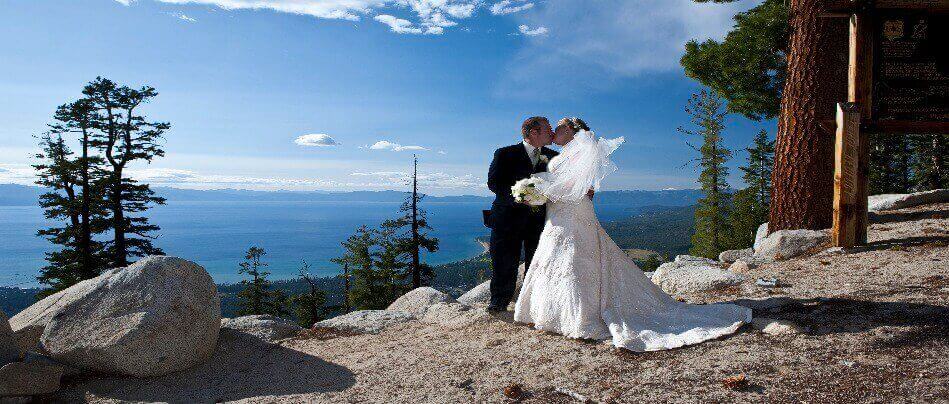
[511,177,548,207]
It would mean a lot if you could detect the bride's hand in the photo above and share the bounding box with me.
[586,189,595,200]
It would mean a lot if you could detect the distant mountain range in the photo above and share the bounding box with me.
[0,184,704,208]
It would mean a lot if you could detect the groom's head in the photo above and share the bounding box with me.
[522,116,553,147]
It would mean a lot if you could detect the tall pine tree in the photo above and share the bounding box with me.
[236,246,289,316]
[681,90,732,258]
[385,156,439,288]
[729,130,775,248]
[84,77,168,267]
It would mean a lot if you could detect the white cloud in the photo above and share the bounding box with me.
[368,140,429,152]
[0,164,35,185]
[294,133,339,147]
[500,0,757,94]
[120,0,486,34]
[490,0,533,15]
[349,171,482,189]
[517,24,547,36]
[178,13,197,22]
[374,14,424,34]
[437,150,447,155]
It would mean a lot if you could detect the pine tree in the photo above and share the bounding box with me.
[33,100,111,296]
[385,156,440,288]
[292,261,330,327]
[333,226,394,310]
[681,90,732,258]
[729,130,775,247]
[236,246,287,316]
[83,77,168,267]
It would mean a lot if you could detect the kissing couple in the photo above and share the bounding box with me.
[484,116,752,352]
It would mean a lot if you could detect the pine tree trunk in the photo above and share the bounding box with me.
[111,170,127,267]
[769,0,847,232]
[80,129,93,278]
[411,156,420,288]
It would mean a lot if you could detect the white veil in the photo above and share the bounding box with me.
[534,130,624,203]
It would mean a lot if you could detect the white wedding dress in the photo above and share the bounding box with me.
[513,130,752,352]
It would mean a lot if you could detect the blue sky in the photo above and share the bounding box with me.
[0,0,771,195]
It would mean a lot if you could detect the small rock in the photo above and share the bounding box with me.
[0,362,63,397]
[652,262,745,295]
[314,310,415,334]
[755,278,782,288]
[728,260,754,273]
[719,248,754,264]
[221,315,302,343]
[387,287,456,315]
[752,317,806,336]
[754,229,829,260]
[840,360,856,367]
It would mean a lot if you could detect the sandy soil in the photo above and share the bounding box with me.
[56,203,949,403]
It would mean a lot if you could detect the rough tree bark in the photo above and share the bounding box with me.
[769,0,848,232]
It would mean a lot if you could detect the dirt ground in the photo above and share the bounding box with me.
[57,203,949,403]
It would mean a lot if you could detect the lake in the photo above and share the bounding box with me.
[0,200,640,287]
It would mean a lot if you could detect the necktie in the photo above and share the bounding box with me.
[532,148,541,166]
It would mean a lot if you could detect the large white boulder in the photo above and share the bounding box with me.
[753,223,769,252]
[651,259,745,295]
[387,287,456,315]
[16,256,221,377]
[718,248,754,264]
[0,311,19,366]
[754,229,829,260]
[221,315,302,343]
[10,276,105,353]
[868,189,949,212]
[315,310,415,334]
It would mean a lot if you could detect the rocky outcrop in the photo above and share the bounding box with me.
[651,256,745,295]
[0,361,63,397]
[868,189,949,212]
[754,229,829,260]
[14,256,220,377]
[718,248,754,264]
[753,223,769,252]
[458,281,491,306]
[222,315,302,343]
[387,287,456,315]
[0,312,20,366]
[315,310,415,334]
[420,303,491,328]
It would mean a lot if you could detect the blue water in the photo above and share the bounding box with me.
[0,200,639,287]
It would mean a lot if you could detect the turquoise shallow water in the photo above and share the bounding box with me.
[0,199,639,287]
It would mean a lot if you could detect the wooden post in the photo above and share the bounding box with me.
[833,102,861,248]
[849,11,873,245]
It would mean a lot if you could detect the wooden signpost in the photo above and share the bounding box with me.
[828,0,949,247]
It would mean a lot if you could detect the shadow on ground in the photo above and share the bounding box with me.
[63,329,355,403]
[729,296,949,347]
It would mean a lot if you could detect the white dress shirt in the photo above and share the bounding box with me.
[523,140,540,166]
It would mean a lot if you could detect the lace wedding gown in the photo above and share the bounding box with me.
[513,130,752,352]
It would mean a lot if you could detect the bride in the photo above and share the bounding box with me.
[513,117,752,352]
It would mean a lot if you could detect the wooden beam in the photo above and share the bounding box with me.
[833,103,862,248]
[849,11,873,245]
[827,0,949,11]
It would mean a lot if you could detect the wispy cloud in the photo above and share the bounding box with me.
[367,140,429,152]
[0,164,35,185]
[517,24,547,36]
[294,133,339,147]
[350,171,482,189]
[117,0,488,35]
[499,0,756,94]
[490,0,533,15]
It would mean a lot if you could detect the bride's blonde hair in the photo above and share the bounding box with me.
[557,117,590,133]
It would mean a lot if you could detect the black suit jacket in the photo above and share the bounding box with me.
[486,143,559,233]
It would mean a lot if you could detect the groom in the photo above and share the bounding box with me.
[485,116,559,313]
